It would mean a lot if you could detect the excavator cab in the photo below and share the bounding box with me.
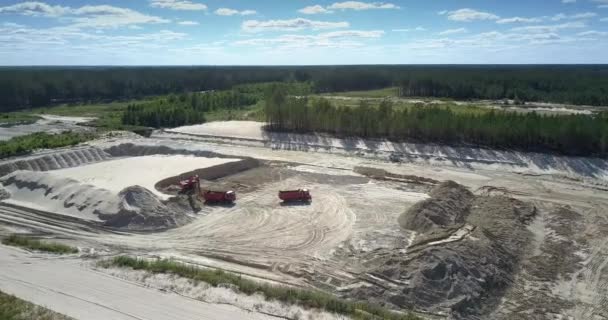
[179,175,199,195]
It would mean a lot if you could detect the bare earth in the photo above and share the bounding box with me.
[1,120,607,319]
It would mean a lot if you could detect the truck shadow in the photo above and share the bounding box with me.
[204,202,236,208]
[279,201,312,207]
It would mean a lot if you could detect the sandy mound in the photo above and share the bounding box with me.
[104,143,236,159]
[0,147,111,177]
[398,181,473,232]
[0,171,190,230]
[349,182,536,319]
[102,186,191,230]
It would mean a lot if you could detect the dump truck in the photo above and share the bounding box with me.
[202,190,236,203]
[278,189,312,202]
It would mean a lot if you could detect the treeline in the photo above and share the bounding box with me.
[265,89,608,157]
[0,131,96,159]
[122,90,253,128]
[3,65,608,110]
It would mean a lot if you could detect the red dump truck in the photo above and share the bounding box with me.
[201,190,236,203]
[278,189,312,202]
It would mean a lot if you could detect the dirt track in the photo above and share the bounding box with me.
[1,122,608,319]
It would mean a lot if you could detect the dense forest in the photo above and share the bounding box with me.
[2,65,608,110]
[122,82,311,128]
[264,87,608,157]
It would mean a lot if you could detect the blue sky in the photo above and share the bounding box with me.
[1,0,608,65]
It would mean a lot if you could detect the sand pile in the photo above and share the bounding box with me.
[398,180,473,232]
[0,147,111,177]
[52,155,240,199]
[0,171,190,230]
[103,186,191,229]
[349,182,536,319]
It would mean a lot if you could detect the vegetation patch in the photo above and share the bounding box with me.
[0,131,97,159]
[2,235,78,254]
[265,88,608,157]
[0,290,74,320]
[100,256,420,320]
[0,113,40,127]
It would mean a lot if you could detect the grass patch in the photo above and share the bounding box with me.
[2,235,78,254]
[0,113,40,127]
[34,101,152,131]
[0,290,74,320]
[0,131,98,159]
[101,256,420,320]
[204,103,265,122]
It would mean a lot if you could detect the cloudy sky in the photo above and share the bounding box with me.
[1,0,607,65]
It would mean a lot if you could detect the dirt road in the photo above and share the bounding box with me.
[0,245,273,320]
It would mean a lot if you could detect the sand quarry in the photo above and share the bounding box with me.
[1,121,608,319]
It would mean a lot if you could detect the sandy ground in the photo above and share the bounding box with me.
[0,115,93,141]
[0,121,607,319]
[54,155,239,199]
[0,245,275,320]
[165,121,608,181]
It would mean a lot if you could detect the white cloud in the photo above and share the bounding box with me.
[149,0,207,11]
[601,17,608,21]
[215,8,256,16]
[393,26,426,32]
[0,2,170,29]
[552,12,597,21]
[299,5,332,14]
[327,1,399,11]
[298,2,398,14]
[592,0,608,7]
[234,29,383,49]
[443,8,499,22]
[178,20,198,25]
[496,17,542,24]
[577,30,607,36]
[511,21,586,33]
[562,0,576,3]
[2,22,25,28]
[242,18,349,32]
[70,6,170,28]
[0,23,186,53]
[0,1,69,17]
[438,28,467,35]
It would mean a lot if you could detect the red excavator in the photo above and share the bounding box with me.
[278,189,312,202]
[179,175,200,195]
[179,175,236,204]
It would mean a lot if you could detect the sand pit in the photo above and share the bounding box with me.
[0,155,242,230]
[54,155,240,199]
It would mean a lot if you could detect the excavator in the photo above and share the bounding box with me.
[179,175,236,203]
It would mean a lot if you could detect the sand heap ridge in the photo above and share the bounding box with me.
[350,181,536,319]
[0,170,191,230]
[0,147,111,177]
